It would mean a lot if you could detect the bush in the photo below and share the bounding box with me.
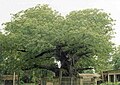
[100,82,120,85]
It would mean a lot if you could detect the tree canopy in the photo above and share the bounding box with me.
[112,46,120,70]
[0,5,115,77]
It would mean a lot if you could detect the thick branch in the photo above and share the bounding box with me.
[17,49,27,52]
[22,64,60,76]
[24,49,55,61]
[76,67,93,72]
[74,51,92,63]
[35,49,55,58]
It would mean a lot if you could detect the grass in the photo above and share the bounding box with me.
[21,83,36,85]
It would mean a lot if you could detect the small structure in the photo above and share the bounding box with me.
[102,69,120,83]
[0,75,18,85]
[79,73,101,85]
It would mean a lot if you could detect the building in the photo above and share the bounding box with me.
[79,73,101,85]
[102,69,120,82]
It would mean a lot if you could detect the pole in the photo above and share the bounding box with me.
[59,69,62,85]
[13,72,15,85]
[33,71,36,85]
[71,77,73,85]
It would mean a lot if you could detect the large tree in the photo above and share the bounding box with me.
[1,5,114,77]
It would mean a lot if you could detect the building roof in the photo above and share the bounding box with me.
[79,73,101,78]
[103,69,120,73]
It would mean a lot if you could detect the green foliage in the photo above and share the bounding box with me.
[112,46,120,70]
[0,4,115,75]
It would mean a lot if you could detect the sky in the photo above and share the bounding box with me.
[0,0,120,46]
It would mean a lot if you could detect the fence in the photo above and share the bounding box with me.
[54,77,80,85]
[40,77,97,85]
[0,75,98,85]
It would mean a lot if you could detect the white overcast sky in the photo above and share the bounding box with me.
[0,0,120,46]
